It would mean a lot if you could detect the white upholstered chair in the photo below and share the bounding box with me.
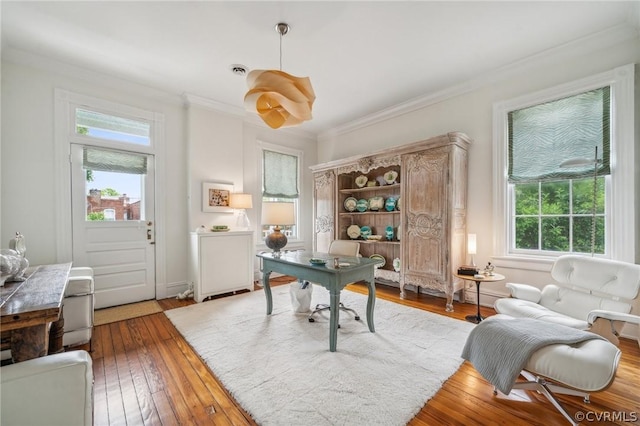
[308,240,362,324]
[479,255,640,424]
[0,350,93,426]
[63,267,95,349]
[494,255,640,345]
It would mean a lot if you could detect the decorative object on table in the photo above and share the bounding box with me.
[244,23,315,129]
[559,146,601,256]
[360,226,372,239]
[262,201,295,255]
[202,181,234,213]
[383,170,398,185]
[308,258,327,266]
[368,196,384,211]
[457,265,479,276]
[385,196,396,211]
[346,224,361,239]
[356,198,369,212]
[229,193,253,229]
[355,175,368,188]
[369,254,385,268]
[467,233,477,267]
[366,180,377,187]
[0,249,29,283]
[385,225,394,241]
[396,196,401,210]
[393,258,401,272]
[210,225,229,232]
[483,262,495,276]
[366,235,383,241]
[8,232,26,257]
[343,196,357,212]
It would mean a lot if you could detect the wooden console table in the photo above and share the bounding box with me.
[1,262,72,362]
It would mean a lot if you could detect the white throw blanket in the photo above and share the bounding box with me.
[461,316,604,394]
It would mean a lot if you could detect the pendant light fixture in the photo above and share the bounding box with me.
[244,23,315,129]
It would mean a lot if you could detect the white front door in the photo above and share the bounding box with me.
[71,144,156,308]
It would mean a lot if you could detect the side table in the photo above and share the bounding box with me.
[455,272,505,324]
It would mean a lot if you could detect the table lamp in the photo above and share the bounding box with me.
[229,193,253,230]
[262,202,295,256]
[467,233,477,267]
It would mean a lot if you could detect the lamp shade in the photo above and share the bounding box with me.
[467,234,477,255]
[261,202,295,226]
[244,70,315,129]
[229,193,253,209]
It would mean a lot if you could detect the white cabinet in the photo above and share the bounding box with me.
[188,231,254,302]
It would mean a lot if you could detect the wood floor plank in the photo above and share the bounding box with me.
[86,278,640,426]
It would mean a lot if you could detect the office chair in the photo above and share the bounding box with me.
[308,240,362,325]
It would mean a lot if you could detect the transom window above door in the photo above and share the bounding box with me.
[76,108,151,146]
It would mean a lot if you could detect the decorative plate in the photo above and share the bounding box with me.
[393,258,401,272]
[309,258,327,266]
[343,197,358,212]
[368,196,384,211]
[355,175,368,188]
[370,254,386,269]
[384,170,398,185]
[396,197,401,211]
[356,199,369,212]
[360,226,372,238]
[397,224,401,241]
[347,224,361,239]
[385,197,396,211]
[367,235,383,241]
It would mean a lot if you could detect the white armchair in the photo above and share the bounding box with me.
[495,255,640,345]
[0,350,93,426]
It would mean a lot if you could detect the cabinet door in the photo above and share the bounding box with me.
[401,149,449,290]
[313,170,335,252]
[200,234,252,295]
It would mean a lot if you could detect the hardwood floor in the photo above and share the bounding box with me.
[80,278,640,425]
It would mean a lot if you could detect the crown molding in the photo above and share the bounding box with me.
[318,22,639,141]
[2,47,185,106]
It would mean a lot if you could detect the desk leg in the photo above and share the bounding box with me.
[48,306,65,355]
[11,323,50,363]
[366,277,376,333]
[262,270,273,315]
[329,288,339,352]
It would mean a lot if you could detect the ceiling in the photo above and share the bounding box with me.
[2,1,639,136]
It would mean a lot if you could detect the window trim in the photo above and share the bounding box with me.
[492,64,635,264]
[257,141,304,248]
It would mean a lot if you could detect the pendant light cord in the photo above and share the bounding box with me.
[279,32,283,71]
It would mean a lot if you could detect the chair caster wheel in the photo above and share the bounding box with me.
[308,318,315,323]
[355,316,360,321]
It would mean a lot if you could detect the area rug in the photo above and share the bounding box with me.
[165,285,474,425]
[94,300,163,326]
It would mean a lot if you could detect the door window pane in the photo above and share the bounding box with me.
[85,170,144,221]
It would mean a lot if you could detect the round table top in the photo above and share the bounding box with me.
[454,272,505,283]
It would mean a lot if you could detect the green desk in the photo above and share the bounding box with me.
[257,251,378,352]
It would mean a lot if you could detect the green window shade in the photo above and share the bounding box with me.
[83,147,148,175]
[508,86,610,183]
[263,150,299,198]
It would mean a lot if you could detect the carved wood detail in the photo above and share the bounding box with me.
[315,215,334,234]
[336,154,401,175]
[314,170,335,190]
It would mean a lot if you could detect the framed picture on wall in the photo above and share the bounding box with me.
[202,182,234,213]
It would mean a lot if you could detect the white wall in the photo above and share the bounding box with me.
[1,58,188,297]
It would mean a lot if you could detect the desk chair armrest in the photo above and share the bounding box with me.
[588,310,640,326]
[505,283,542,303]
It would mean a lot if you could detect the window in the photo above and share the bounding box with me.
[508,87,609,255]
[260,143,302,241]
[493,64,635,262]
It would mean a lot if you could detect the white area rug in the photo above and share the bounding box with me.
[165,285,475,426]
